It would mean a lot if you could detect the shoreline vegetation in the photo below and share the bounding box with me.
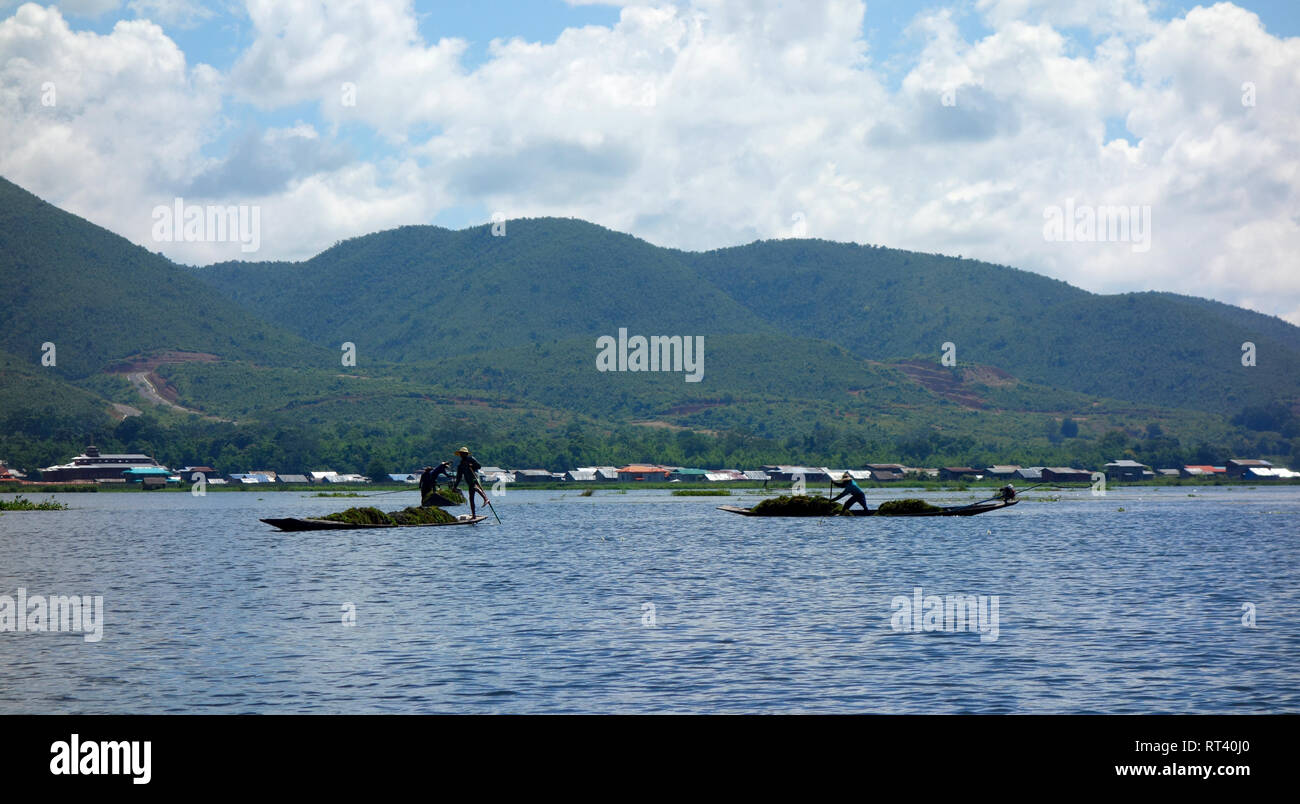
[4,477,1299,495]
[0,495,69,510]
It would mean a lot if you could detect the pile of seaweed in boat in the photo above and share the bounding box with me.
[749,494,846,516]
[875,498,943,515]
[321,506,458,525]
[423,487,466,506]
[390,506,458,525]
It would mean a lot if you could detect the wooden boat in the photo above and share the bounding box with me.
[262,514,487,531]
[717,499,1017,517]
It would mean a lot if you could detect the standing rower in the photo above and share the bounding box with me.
[451,447,489,517]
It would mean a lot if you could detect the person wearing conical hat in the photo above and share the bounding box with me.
[830,471,870,514]
[451,447,487,517]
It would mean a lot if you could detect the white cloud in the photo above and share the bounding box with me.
[975,0,1157,37]
[0,4,221,233]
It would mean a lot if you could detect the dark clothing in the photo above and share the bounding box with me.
[419,465,451,507]
[454,455,485,516]
[454,456,481,490]
[831,477,869,512]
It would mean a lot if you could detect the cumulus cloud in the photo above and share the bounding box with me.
[0,4,221,234]
[186,124,353,197]
[2,0,1298,323]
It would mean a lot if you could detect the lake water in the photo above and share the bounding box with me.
[1,486,1297,713]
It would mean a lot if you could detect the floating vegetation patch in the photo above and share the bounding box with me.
[875,498,943,515]
[314,492,364,497]
[672,489,730,496]
[579,488,594,497]
[749,494,845,516]
[0,495,69,511]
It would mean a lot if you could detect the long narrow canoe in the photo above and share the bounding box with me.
[717,499,1018,517]
[262,515,487,531]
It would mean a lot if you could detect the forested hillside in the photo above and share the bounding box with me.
[3,174,1298,475]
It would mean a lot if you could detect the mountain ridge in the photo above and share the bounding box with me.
[3,173,1298,473]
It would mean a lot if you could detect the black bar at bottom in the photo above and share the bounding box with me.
[2,714,1287,791]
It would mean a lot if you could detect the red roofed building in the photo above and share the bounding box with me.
[616,464,671,482]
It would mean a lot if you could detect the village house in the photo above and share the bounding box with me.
[669,467,709,482]
[863,463,906,481]
[699,470,741,482]
[1243,467,1300,480]
[1225,459,1272,479]
[570,467,617,482]
[761,465,831,483]
[1041,467,1093,483]
[478,467,514,484]
[512,469,553,483]
[176,465,217,479]
[985,465,1021,478]
[615,464,671,482]
[1104,459,1150,482]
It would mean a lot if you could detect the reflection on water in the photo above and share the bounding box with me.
[1,486,1298,713]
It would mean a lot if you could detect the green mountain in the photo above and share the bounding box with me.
[190,220,1300,414]
[196,219,775,363]
[0,176,330,378]
[2,174,1297,475]
[681,239,1300,412]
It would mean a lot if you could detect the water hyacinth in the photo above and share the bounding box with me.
[320,505,458,525]
[749,494,845,516]
[875,499,943,515]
